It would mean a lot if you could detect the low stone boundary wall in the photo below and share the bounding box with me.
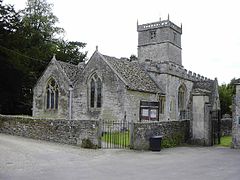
[0,115,99,148]
[132,120,190,150]
[221,118,232,136]
[0,115,191,150]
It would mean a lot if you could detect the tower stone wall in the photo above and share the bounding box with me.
[137,20,182,65]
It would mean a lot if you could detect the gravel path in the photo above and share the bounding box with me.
[0,133,240,180]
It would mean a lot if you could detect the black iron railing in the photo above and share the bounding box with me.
[101,120,131,149]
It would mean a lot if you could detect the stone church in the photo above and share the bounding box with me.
[33,19,220,144]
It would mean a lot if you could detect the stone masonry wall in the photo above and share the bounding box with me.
[33,60,70,119]
[0,115,99,148]
[132,120,189,150]
[125,90,158,122]
[72,52,126,122]
[232,83,240,148]
[138,43,182,65]
[147,72,194,121]
[137,20,182,65]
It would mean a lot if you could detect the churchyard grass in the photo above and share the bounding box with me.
[102,131,130,147]
[219,136,232,147]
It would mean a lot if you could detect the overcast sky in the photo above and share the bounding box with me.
[5,0,240,84]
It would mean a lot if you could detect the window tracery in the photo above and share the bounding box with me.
[89,74,102,108]
[178,84,186,111]
[46,78,59,110]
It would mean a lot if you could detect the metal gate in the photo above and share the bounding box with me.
[100,120,131,149]
[210,110,221,145]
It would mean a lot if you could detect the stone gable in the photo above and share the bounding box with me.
[33,58,71,119]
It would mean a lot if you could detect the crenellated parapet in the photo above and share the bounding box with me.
[137,20,182,34]
[145,61,212,82]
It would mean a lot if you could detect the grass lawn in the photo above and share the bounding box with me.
[102,133,232,148]
[219,136,232,147]
[102,131,130,147]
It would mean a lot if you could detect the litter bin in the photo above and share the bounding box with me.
[149,135,163,151]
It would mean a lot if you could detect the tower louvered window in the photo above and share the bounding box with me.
[150,30,156,39]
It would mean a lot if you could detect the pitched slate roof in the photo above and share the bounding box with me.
[101,54,163,93]
[193,80,214,92]
[56,60,79,83]
[52,52,162,93]
[192,88,211,94]
[234,78,240,84]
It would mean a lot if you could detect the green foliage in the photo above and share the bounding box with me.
[161,133,184,148]
[0,0,21,35]
[55,40,87,65]
[102,131,130,147]
[81,138,98,149]
[0,0,87,115]
[22,0,63,40]
[219,79,235,116]
[219,136,232,147]
[0,0,28,114]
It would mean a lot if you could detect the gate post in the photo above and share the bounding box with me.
[98,119,102,148]
[192,93,212,146]
[129,120,134,149]
[232,81,240,148]
[204,103,212,146]
[217,110,221,144]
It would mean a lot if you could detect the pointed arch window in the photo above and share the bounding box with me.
[90,79,95,108]
[89,74,102,108]
[46,78,59,110]
[178,85,186,111]
[96,78,102,108]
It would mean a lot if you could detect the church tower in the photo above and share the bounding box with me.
[137,18,182,66]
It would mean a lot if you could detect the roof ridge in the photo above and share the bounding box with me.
[56,60,78,67]
[55,60,73,84]
[100,52,162,94]
[97,52,128,86]
[55,60,80,85]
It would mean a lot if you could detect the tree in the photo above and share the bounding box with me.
[0,0,28,114]
[129,54,138,62]
[0,0,21,37]
[218,79,235,116]
[55,40,87,65]
[22,0,63,41]
[0,0,87,115]
[20,0,63,72]
[21,0,86,65]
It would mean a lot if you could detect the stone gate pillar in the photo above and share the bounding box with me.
[192,92,211,145]
[232,80,240,148]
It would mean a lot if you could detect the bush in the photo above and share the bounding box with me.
[81,138,98,149]
[161,133,184,148]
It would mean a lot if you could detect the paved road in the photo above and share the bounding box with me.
[0,134,240,180]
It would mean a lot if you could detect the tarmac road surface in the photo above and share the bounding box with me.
[0,133,240,180]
